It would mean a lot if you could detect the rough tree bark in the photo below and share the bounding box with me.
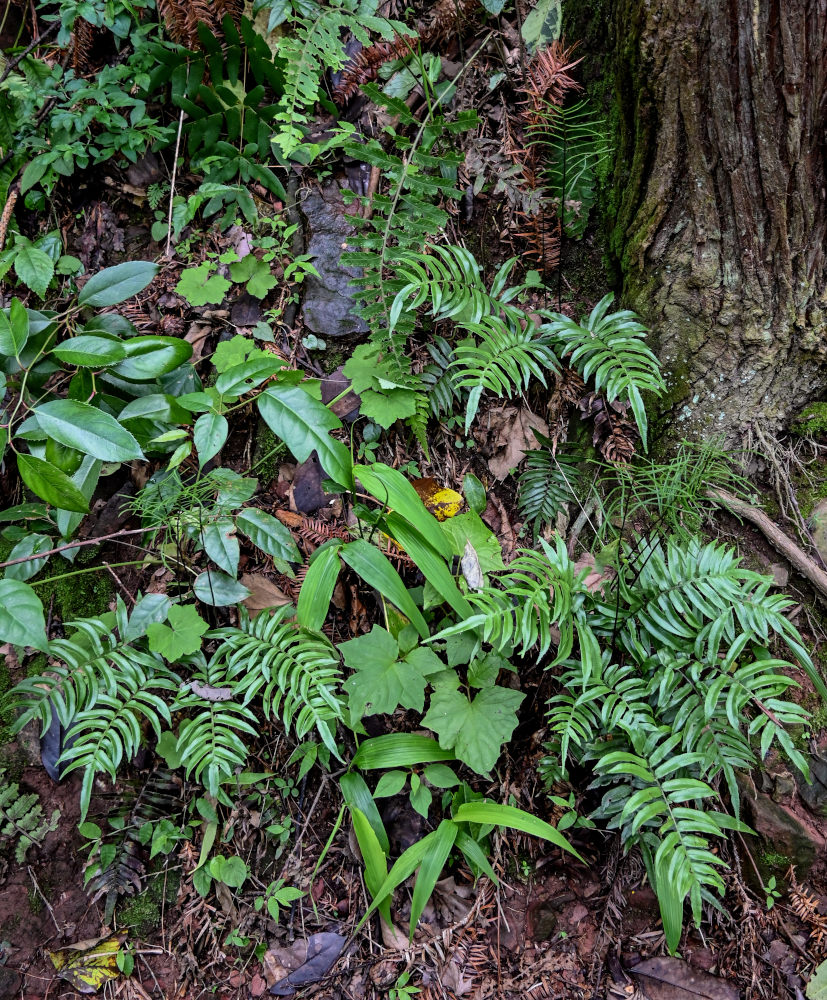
[604,0,827,445]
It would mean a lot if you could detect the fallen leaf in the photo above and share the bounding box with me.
[573,552,614,593]
[480,405,549,481]
[412,478,464,521]
[380,921,410,951]
[269,932,346,996]
[460,540,483,591]
[49,934,126,994]
[630,956,739,1000]
[240,573,289,617]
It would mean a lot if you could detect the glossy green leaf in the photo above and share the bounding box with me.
[0,579,48,650]
[453,802,581,859]
[4,533,51,581]
[235,508,301,564]
[55,456,101,540]
[258,385,352,489]
[349,807,391,924]
[17,454,90,513]
[296,543,342,630]
[112,336,193,381]
[409,819,457,936]
[352,734,455,770]
[340,771,389,854]
[202,518,240,576]
[340,539,428,638]
[53,336,126,367]
[0,299,30,356]
[193,413,228,465]
[78,261,158,307]
[14,241,53,298]
[193,570,250,606]
[34,400,144,462]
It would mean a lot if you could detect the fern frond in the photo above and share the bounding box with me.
[60,662,178,821]
[540,294,664,449]
[421,335,465,419]
[433,535,577,658]
[210,606,344,757]
[174,654,258,797]
[517,439,582,538]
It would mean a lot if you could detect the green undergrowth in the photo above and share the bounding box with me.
[118,865,181,937]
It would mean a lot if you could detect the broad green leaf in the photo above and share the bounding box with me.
[56,456,102,540]
[214,356,285,397]
[0,299,30,356]
[385,514,473,619]
[409,819,457,936]
[340,771,389,854]
[422,763,460,788]
[53,335,126,367]
[521,0,561,53]
[352,734,455,770]
[176,263,232,306]
[341,625,443,718]
[340,539,428,637]
[193,570,250,606]
[373,771,407,797]
[147,604,208,661]
[455,830,498,882]
[111,336,193,381]
[0,579,48,650]
[35,400,144,462]
[258,385,353,489]
[193,413,228,465]
[462,473,486,515]
[807,960,827,999]
[81,314,139,338]
[354,463,445,553]
[453,802,581,859]
[202,518,240,576]
[296,543,342,630]
[350,807,391,924]
[209,854,248,888]
[17,454,89,513]
[14,241,53,298]
[236,508,301,564]
[422,685,524,775]
[78,261,158,307]
[5,533,51,581]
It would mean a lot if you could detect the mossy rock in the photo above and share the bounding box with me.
[34,548,114,623]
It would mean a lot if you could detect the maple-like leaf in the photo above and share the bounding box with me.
[422,684,524,774]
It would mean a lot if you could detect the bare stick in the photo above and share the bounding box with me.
[0,527,148,571]
[165,109,185,257]
[710,488,827,603]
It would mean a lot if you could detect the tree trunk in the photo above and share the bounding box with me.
[606,0,827,445]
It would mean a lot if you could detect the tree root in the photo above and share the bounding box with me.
[710,488,827,605]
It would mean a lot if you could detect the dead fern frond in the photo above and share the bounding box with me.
[789,868,827,957]
[513,202,561,275]
[157,0,240,47]
[579,392,637,464]
[71,18,97,74]
[520,39,583,112]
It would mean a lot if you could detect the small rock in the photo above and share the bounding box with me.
[739,775,824,872]
[227,968,246,988]
[768,562,789,587]
[809,499,827,565]
[250,973,267,997]
[291,454,326,514]
[797,753,827,816]
[301,184,369,338]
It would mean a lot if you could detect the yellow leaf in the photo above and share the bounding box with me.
[49,934,126,994]
[412,478,464,521]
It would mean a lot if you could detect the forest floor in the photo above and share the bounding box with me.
[4,4,827,999]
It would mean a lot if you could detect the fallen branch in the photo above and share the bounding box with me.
[710,487,827,604]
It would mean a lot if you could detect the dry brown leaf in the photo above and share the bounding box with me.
[380,920,410,951]
[240,573,289,617]
[481,405,549,480]
[630,957,739,1000]
[573,552,614,593]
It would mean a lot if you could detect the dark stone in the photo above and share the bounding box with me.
[301,184,368,338]
[797,753,827,816]
[738,775,824,873]
[231,293,262,328]
[292,454,326,514]
[0,966,21,998]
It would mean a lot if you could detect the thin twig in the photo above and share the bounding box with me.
[104,562,135,605]
[28,866,61,934]
[0,527,148,570]
[165,109,185,256]
[0,20,59,85]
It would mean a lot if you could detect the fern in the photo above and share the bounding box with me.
[421,335,465,419]
[539,294,665,449]
[209,606,344,758]
[0,770,60,862]
[526,98,612,239]
[272,1,412,157]
[173,652,259,797]
[517,438,583,539]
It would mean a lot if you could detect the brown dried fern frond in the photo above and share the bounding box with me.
[333,36,414,103]
[157,0,240,47]
[578,392,637,464]
[519,39,583,113]
[156,0,191,45]
[333,0,479,103]
[513,201,561,274]
[71,18,97,74]
[789,868,827,957]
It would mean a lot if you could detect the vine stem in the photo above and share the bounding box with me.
[0,527,149,570]
[165,109,185,256]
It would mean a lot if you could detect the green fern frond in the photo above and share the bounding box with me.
[517,440,582,538]
[174,654,258,797]
[540,294,664,448]
[60,662,178,821]
[210,606,344,757]
[451,317,560,431]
